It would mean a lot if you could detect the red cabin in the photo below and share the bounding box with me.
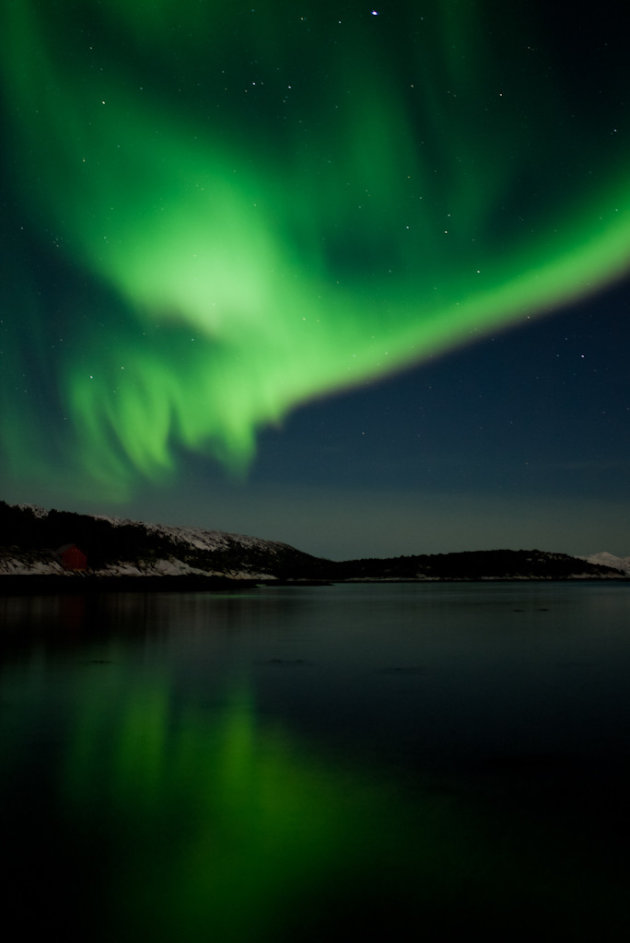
[58,544,88,571]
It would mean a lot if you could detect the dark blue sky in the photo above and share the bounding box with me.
[227,283,630,557]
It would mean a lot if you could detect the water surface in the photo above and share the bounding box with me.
[2,582,629,939]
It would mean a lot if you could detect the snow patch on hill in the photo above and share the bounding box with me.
[87,512,293,559]
[581,552,630,575]
[0,554,65,576]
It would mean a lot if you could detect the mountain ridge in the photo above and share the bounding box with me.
[0,500,626,585]
[579,551,630,576]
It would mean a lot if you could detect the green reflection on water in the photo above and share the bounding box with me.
[61,670,456,940]
[2,646,628,940]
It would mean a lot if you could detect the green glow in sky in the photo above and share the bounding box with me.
[2,1,629,497]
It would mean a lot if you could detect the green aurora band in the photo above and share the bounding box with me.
[2,1,629,497]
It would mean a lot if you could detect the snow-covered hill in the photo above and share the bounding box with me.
[580,552,630,576]
[0,501,325,580]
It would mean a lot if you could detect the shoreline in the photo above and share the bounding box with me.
[0,574,262,594]
[0,573,627,594]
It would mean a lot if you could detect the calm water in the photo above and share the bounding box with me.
[2,582,630,940]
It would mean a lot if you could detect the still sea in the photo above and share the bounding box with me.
[2,581,629,940]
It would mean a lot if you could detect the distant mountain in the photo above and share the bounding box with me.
[331,549,626,581]
[580,552,630,576]
[0,500,626,586]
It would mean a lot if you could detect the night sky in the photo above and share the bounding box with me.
[1,0,629,559]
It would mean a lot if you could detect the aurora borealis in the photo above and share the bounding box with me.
[1,1,629,555]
